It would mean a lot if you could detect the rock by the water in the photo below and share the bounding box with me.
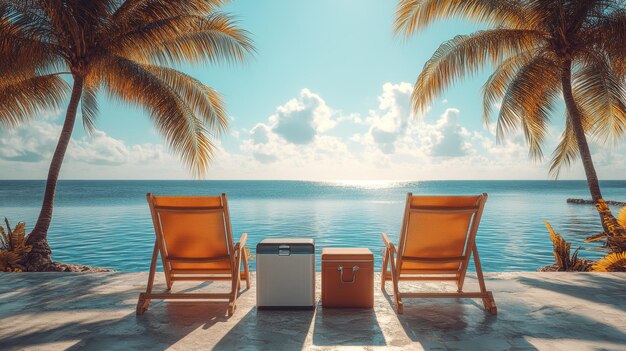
[42,262,114,272]
[567,198,626,206]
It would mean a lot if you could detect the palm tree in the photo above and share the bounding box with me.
[395,0,626,229]
[0,0,253,270]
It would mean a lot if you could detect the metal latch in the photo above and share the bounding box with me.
[278,245,291,256]
[337,265,360,284]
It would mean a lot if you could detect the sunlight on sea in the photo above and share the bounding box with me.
[321,180,409,190]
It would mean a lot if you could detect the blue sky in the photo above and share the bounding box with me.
[1,0,624,180]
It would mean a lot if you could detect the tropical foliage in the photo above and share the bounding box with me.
[0,219,31,272]
[544,221,590,271]
[586,201,626,253]
[0,0,253,269]
[544,205,626,272]
[592,252,626,272]
[394,0,626,232]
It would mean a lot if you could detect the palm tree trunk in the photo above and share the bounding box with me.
[560,60,602,200]
[560,60,608,230]
[25,76,84,271]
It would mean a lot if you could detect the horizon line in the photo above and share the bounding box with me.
[1,179,624,182]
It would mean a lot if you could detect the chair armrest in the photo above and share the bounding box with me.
[381,232,396,254]
[234,232,248,253]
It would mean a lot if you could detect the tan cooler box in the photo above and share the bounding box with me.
[321,248,374,308]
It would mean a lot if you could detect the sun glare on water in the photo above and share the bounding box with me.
[322,180,410,190]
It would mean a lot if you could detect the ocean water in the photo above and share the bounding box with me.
[1,180,625,272]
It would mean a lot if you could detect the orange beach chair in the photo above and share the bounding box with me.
[136,193,250,316]
[381,193,497,314]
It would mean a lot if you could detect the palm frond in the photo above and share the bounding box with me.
[100,56,217,177]
[394,0,529,37]
[0,224,9,250]
[544,220,589,271]
[573,53,626,145]
[592,252,626,272]
[0,74,69,127]
[110,13,254,66]
[80,81,99,135]
[110,0,226,23]
[103,0,227,41]
[549,115,579,178]
[482,51,536,124]
[412,29,543,114]
[493,55,561,160]
[141,65,228,133]
[0,5,64,83]
[586,8,626,79]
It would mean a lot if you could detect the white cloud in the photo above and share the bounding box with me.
[350,85,471,160]
[232,84,559,180]
[0,119,60,162]
[71,131,129,165]
[364,82,415,154]
[3,83,625,181]
[429,108,471,158]
[240,89,348,165]
[337,112,363,124]
[269,88,335,144]
[0,118,188,179]
[250,123,271,144]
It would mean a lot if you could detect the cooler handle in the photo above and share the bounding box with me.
[337,265,360,284]
[278,245,290,256]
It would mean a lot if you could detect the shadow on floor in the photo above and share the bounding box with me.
[213,307,314,350]
[0,273,139,316]
[0,273,247,351]
[383,284,626,350]
[517,275,626,312]
[0,299,237,350]
[312,306,385,347]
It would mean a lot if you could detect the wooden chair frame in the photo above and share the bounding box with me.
[136,193,251,316]
[381,193,497,315]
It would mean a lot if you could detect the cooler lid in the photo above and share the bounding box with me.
[321,247,373,261]
[256,238,315,254]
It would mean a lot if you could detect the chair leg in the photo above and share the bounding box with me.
[228,280,238,317]
[389,254,403,314]
[482,291,497,315]
[242,249,251,290]
[136,293,150,315]
[381,248,389,290]
[228,287,238,316]
[393,282,403,314]
[473,246,497,315]
[236,254,242,292]
[228,298,237,316]
[228,254,243,317]
[137,241,159,315]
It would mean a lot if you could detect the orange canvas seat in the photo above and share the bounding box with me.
[381,193,497,314]
[136,193,250,316]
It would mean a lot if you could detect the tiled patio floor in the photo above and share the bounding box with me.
[1,272,625,350]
